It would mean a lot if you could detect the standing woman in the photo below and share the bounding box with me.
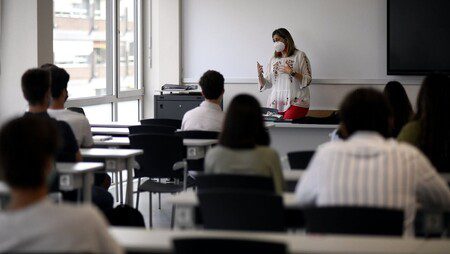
[258,28,312,120]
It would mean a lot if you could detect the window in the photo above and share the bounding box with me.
[54,0,143,122]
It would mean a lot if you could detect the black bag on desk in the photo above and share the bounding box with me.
[106,204,146,227]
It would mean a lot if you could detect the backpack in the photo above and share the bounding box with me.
[106,204,146,227]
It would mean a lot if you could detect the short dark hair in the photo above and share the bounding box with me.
[219,94,270,148]
[383,81,413,137]
[340,88,392,138]
[0,116,59,188]
[21,68,51,105]
[41,64,70,99]
[199,70,224,100]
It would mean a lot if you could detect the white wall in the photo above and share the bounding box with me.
[145,0,421,116]
[0,0,53,124]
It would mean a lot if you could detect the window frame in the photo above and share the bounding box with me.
[62,0,144,122]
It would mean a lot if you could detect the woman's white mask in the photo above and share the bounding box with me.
[274,41,286,53]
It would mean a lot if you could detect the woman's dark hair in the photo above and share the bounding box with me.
[415,73,450,172]
[272,28,297,58]
[219,94,270,148]
[340,88,393,138]
[383,81,413,137]
[0,116,59,188]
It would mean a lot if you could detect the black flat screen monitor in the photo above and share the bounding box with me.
[388,0,450,75]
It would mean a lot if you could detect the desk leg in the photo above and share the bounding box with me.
[83,172,93,204]
[125,157,134,206]
[119,170,124,204]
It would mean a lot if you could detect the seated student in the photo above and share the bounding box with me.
[42,64,94,148]
[398,74,450,173]
[204,94,283,194]
[0,116,122,253]
[295,88,450,236]
[181,70,225,132]
[383,81,413,137]
[21,68,81,162]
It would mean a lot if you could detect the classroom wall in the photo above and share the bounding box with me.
[0,0,53,125]
[143,0,421,115]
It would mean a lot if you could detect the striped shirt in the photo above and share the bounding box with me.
[295,132,450,236]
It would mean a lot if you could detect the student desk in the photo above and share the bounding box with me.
[267,123,338,158]
[91,127,130,136]
[90,122,139,128]
[80,148,143,206]
[57,162,104,203]
[109,227,450,254]
[93,137,131,147]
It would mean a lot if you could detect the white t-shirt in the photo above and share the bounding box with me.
[181,101,225,132]
[48,109,94,147]
[0,199,123,253]
[261,50,312,112]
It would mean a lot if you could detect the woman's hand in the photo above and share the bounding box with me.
[257,62,264,77]
[279,64,293,75]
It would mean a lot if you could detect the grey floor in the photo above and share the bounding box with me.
[108,178,174,228]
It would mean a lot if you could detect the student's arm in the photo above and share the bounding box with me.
[295,149,324,206]
[414,149,450,208]
[82,118,94,148]
[268,149,285,194]
[76,151,83,162]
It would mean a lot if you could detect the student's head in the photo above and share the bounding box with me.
[0,116,59,189]
[21,68,51,106]
[339,88,392,138]
[219,94,270,148]
[272,28,297,58]
[383,81,413,137]
[41,64,70,101]
[415,73,450,171]
[199,70,224,101]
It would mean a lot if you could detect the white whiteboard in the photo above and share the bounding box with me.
[182,0,419,84]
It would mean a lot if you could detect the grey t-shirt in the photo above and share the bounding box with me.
[205,145,284,193]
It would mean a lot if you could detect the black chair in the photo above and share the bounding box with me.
[67,107,86,116]
[173,238,287,254]
[174,131,220,172]
[129,133,186,227]
[287,151,315,169]
[129,125,176,135]
[198,190,285,232]
[304,206,404,236]
[196,174,275,193]
[140,118,182,129]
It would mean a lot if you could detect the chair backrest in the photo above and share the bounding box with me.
[140,118,182,128]
[287,151,315,169]
[198,190,285,232]
[304,206,404,236]
[67,107,86,116]
[196,174,275,193]
[128,125,176,135]
[129,133,185,179]
[175,130,220,139]
[173,238,287,254]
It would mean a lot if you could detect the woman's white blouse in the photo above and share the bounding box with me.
[261,50,312,112]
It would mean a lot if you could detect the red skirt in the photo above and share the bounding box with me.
[281,106,309,120]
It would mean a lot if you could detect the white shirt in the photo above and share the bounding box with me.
[205,145,285,194]
[295,132,450,236]
[181,101,225,132]
[0,199,123,253]
[261,50,312,112]
[48,109,94,147]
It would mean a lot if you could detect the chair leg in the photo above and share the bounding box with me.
[171,204,175,229]
[135,178,141,209]
[149,192,153,228]
[158,179,161,210]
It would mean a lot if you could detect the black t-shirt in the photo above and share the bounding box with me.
[23,111,79,162]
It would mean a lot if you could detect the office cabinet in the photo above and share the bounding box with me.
[154,94,204,120]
